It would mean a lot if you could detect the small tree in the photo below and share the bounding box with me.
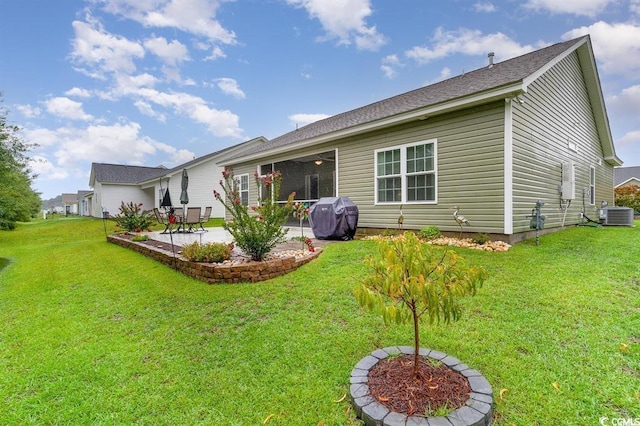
[214,169,294,261]
[615,184,640,213]
[355,232,486,378]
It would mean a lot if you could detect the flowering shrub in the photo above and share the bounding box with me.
[182,241,233,263]
[213,169,294,261]
[113,201,154,233]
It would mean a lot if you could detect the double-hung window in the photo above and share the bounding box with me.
[236,174,249,206]
[375,140,436,204]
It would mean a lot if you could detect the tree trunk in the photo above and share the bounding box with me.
[412,305,420,379]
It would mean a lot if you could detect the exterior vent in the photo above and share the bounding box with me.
[602,206,634,226]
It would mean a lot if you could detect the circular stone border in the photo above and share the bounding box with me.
[350,346,493,426]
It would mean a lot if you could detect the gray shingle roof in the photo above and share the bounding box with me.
[237,36,586,158]
[92,163,167,184]
[614,166,640,186]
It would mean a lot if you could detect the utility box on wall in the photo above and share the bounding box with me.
[561,162,576,200]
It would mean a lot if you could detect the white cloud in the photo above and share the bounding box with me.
[97,0,237,45]
[143,36,189,66]
[44,97,94,121]
[288,113,331,127]
[65,87,92,98]
[608,84,640,113]
[285,0,386,51]
[134,100,167,121]
[125,88,243,137]
[380,54,402,79]
[16,104,41,118]
[23,127,60,147]
[70,16,145,77]
[426,67,452,85]
[171,148,198,165]
[406,27,541,64]
[215,78,246,99]
[524,0,615,17]
[632,0,640,14]
[204,45,226,61]
[618,130,640,147]
[56,122,161,167]
[29,156,69,180]
[563,22,640,75]
[474,2,496,12]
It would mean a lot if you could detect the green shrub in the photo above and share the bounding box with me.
[132,234,149,242]
[112,201,154,233]
[418,225,441,240]
[381,229,397,237]
[182,241,233,263]
[0,220,16,230]
[471,233,489,245]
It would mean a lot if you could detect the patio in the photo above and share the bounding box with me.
[144,225,317,247]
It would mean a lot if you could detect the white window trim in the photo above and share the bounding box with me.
[374,139,438,205]
[236,173,249,206]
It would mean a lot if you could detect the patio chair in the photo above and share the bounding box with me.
[153,207,175,234]
[198,206,212,231]
[185,207,202,232]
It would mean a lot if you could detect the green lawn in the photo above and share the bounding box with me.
[0,217,638,425]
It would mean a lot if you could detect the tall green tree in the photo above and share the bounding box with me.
[0,96,41,229]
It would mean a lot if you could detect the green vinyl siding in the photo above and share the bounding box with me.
[511,51,615,232]
[339,102,505,233]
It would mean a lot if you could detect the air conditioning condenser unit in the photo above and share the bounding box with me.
[600,206,635,226]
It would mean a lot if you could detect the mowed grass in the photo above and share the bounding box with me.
[0,217,638,425]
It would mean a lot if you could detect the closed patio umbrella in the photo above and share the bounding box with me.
[180,169,189,216]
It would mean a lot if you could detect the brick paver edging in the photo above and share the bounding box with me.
[350,346,493,426]
[107,234,321,283]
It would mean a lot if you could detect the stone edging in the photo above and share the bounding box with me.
[107,234,321,283]
[350,346,493,426]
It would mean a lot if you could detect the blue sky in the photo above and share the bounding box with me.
[2,0,639,200]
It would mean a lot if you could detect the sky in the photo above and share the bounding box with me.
[1,0,639,200]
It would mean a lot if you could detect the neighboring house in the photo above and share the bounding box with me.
[77,190,92,216]
[61,193,79,215]
[88,163,167,218]
[223,35,622,242]
[614,166,640,188]
[88,137,266,219]
[137,136,267,220]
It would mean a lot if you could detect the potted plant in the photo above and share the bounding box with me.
[353,231,492,425]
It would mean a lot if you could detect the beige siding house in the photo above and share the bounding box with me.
[225,36,621,242]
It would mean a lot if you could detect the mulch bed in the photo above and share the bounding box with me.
[367,354,470,417]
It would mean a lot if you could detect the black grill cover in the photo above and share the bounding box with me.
[309,197,358,240]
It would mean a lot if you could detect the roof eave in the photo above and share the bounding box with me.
[575,38,621,167]
[229,82,525,164]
